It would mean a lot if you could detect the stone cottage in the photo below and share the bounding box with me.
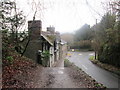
[23,20,67,67]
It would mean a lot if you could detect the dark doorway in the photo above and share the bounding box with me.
[37,50,42,64]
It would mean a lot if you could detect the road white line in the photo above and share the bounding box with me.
[82,65,88,70]
[89,53,94,56]
[78,53,82,55]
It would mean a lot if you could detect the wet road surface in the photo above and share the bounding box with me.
[66,51,120,88]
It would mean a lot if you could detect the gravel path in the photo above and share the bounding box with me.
[31,67,84,88]
[28,60,105,88]
[30,60,80,88]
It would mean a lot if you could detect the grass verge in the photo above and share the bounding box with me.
[89,56,120,76]
[64,59,74,67]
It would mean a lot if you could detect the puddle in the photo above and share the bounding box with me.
[59,67,64,69]
[58,70,64,74]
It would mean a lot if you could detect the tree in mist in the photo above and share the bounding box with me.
[72,24,93,50]
[75,24,92,41]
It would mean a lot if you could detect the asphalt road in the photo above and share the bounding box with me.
[66,51,120,88]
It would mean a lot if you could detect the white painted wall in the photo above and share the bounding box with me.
[49,46,54,67]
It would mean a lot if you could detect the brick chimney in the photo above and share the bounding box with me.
[28,20,42,40]
[47,26,55,34]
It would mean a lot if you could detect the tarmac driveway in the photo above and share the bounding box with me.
[66,51,120,88]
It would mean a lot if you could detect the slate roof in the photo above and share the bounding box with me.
[41,31,56,42]
[41,30,61,46]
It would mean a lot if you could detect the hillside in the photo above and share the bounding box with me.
[2,51,40,88]
[61,33,74,44]
[2,34,40,88]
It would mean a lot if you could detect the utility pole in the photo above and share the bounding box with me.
[95,19,97,60]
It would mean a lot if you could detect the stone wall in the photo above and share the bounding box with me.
[60,44,67,60]
[28,20,42,40]
[23,20,42,62]
[24,40,42,63]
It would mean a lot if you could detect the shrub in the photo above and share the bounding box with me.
[6,56,14,64]
[64,59,73,67]
[98,44,120,67]
[41,50,50,67]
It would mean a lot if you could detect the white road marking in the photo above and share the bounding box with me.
[78,53,82,55]
[82,65,88,70]
[89,53,94,56]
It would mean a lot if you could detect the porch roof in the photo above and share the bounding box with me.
[41,34,53,46]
